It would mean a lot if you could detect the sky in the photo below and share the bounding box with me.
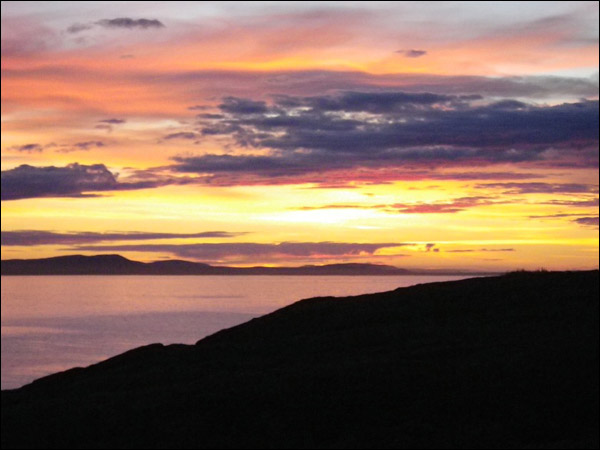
[1,1,598,270]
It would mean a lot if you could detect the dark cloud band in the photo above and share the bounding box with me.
[1,230,246,246]
[173,92,598,185]
[1,163,173,201]
[64,242,411,263]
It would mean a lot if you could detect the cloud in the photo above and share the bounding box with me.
[64,241,411,263]
[7,141,107,154]
[66,18,164,35]
[135,70,599,103]
[573,216,599,227]
[219,97,268,114]
[477,182,599,194]
[162,132,199,140]
[95,119,124,133]
[56,141,105,153]
[387,197,500,214]
[177,92,599,185]
[295,196,501,214]
[1,163,178,201]
[96,18,165,29]
[543,198,599,207]
[98,118,126,124]
[8,143,44,153]
[444,248,515,253]
[528,213,599,228]
[396,49,427,58]
[184,167,541,188]
[528,213,585,219]
[1,230,245,246]
[4,67,598,101]
[66,23,94,34]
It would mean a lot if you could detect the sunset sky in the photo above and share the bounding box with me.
[1,1,598,270]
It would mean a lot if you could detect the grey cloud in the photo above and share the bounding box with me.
[66,18,164,35]
[179,92,598,185]
[99,118,126,124]
[543,198,599,207]
[96,18,165,29]
[276,91,470,113]
[65,242,410,263]
[8,143,44,153]
[294,196,501,214]
[488,100,528,110]
[1,230,245,246]
[5,68,597,100]
[528,213,583,219]
[387,197,500,214]
[445,248,515,253]
[196,113,225,119]
[396,49,427,58]
[1,163,176,201]
[219,97,268,115]
[66,23,94,34]
[477,182,599,194]
[162,132,199,140]
[8,141,105,154]
[53,141,105,153]
[1,163,117,200]
[145,70,599,101]
[573,216,599,227]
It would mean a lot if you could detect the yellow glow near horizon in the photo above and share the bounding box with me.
[1,2,598,270]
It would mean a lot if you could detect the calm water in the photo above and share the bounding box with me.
[1,275,468,389]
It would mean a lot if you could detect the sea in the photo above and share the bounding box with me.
[1,275,468,389]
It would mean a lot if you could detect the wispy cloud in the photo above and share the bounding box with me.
[1,230,246,246]
[96,18,165,29]
[8,143,44,153]
[98,118,126,125]
[162,132,199,141]
[64,242,412,263]
[67,17,165,34]
[477,182,599,195]
[396,49,427,58]
[295,196,502,214]
[444,248,515,253]
[55,141,105,153]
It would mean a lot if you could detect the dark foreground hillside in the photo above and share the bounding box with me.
[2,271,598,449]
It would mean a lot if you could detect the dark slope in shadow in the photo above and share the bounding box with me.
[2,271,598,448]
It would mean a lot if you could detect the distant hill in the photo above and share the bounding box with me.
[2,271,598,448]
[0,254,451,275]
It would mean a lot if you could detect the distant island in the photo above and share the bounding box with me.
[2,270,598,448]
[0,254,496,276]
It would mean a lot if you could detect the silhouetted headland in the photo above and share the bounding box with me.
[0,254,493,276]
[2,271,598,448]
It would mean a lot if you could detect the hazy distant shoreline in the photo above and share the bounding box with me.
[1,254,499,276]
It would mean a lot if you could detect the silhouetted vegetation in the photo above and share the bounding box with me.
[2,271,598,448]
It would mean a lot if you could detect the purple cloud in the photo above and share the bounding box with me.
[1,230,246,246]
[396,49,427,58]
[64,241,412,263]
